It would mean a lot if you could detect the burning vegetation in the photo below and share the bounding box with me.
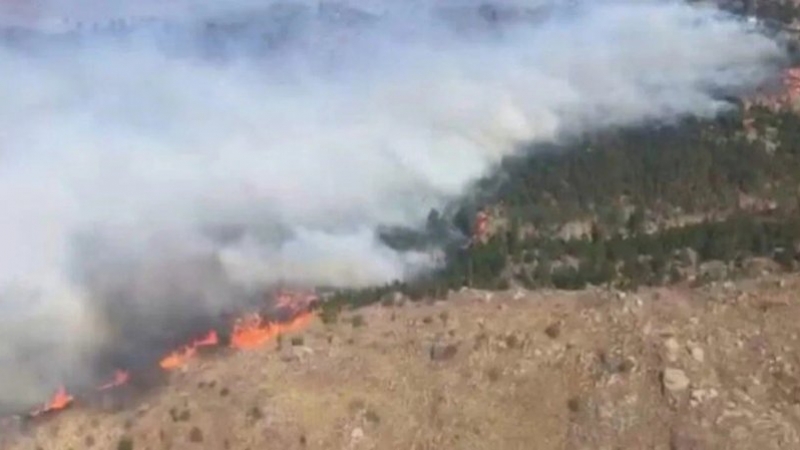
[19,290,317,420]
[743,66,800,111]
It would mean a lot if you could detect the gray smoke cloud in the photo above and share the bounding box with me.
[0,0,784,411]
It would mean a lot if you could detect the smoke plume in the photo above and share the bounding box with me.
[0,0,784,411]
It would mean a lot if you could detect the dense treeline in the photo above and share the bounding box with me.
[715,0,800,27]
[322,211,800,321]
[491,107,800,228]
[495,212,800,290]
[319,106,800,319]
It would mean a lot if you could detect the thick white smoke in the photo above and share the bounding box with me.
[0,0,784,410]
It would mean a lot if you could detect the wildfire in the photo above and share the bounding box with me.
[22,290,315,418]
[159,330,220,370]
[230,310,313,350]
[274,290,317,313]
[97,370,131,391]
[29,386,73,417]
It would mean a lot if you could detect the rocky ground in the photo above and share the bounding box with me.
[3,273,800,450]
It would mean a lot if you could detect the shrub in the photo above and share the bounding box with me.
[544,322,561,339]
[188,427,204,443]
[117,437,134,450]
[319,301,342,324]
[365,408,381,424]
[248,406,264,421]
[351,314,366,328]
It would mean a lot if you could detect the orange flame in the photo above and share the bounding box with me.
[230,311,312,350]
[30,386,73,417]
[23,292,315,418]
[159,330,219,370]
[97,370,130,391]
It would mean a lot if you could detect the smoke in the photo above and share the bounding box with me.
[0,0,784,411]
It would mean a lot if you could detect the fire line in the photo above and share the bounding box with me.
[23,291,316,419]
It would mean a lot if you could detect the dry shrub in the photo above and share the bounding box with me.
[189,427,204,443]
[544,322,561,339]
[351,315,366,328]
[117,436,134,450]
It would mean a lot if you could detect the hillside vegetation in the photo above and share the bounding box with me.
[324,105,800,317]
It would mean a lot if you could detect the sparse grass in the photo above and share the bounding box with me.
[169,408,191,422]
[567,397,581,413]
[15,276,800,450]
[197,380,216,390]
[473,332,490,350]
[618,358,635,374]
[544,322,561,339]
[188,427,204,443]
[319,303,341,324]
[430,343,458,361]
[504,333,520,349]
[365,408,381,425]
[116,436,134,450]
[348,398,366,413]
[248,406,264,421]
[598,351,634,374]
[351,314,366,328]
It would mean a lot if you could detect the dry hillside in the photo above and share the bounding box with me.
[4,274,800,450]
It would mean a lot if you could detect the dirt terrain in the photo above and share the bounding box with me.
[4,274,800,450]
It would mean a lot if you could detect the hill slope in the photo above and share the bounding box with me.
[5,274,800,450]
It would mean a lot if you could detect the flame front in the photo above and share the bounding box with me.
[97,370,130,391]
[30,386,73,417]
[159,330,219,370]
[23,291,315,418]
[230,311,312,350]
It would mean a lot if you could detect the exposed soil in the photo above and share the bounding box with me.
[4,274,800,450]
